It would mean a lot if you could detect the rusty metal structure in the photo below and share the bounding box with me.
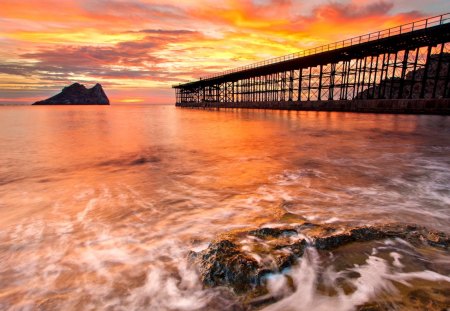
[173,14,450,110]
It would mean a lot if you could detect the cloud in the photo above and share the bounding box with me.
[0,0,443,103]
[10,28,207,81]
[313,1,394,20]
[79,0,189,28]
[134,29,198,35]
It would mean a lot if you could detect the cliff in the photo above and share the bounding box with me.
[33,83,110,105]
[358,53,450,100]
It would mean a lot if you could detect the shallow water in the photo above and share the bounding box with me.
[0,104,449,310]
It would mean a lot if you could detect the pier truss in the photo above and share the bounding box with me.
[174,14,450,111]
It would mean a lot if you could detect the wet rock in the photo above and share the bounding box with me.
[357,302,382,311]
[191,223,449,296]
[196,240,260,293]
[314,225,391,250]
[425,230,450,248]
[192,234,307,294]
[313,224,449,250]
[356,301,396,311]
[248,227,297,239]
[407,288,450,310]
[315,232,354,250]
[408,289,432,305]
[33,83,110,105]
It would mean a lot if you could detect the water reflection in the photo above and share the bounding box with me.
[0,105,449,309]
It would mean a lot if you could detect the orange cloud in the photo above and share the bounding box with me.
[0,0,445,104]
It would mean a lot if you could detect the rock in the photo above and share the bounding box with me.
[196,240,261,293]
[313,225,391,250]
[190,223,449,295]
[357,53,450,100]
[407,288,450,310]
[356,301,398,311]
[356,302,385,311]
[312,224,449,250]
[248,227,298,239]
[33,83,110,105]
[193,231,307,294]
[425,230,450,248]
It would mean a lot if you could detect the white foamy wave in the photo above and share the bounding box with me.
[263,247,450,311]
[271,169,327,187]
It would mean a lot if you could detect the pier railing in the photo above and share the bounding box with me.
[174,13,450,87]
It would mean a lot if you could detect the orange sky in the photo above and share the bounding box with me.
[0,0,448,104]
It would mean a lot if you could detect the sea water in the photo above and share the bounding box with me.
[0,105,449,310]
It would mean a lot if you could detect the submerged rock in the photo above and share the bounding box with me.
[190,223,449,295]
[33,83,110,105]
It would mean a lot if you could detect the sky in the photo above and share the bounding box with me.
[0,0,449,104]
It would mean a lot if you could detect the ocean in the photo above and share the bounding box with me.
[0,104,449,310]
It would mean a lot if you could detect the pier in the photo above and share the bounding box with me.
[174,14,450,114]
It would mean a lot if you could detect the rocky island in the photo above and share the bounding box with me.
[33,83,109,105]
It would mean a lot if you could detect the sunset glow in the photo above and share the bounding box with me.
[0,0,448,104]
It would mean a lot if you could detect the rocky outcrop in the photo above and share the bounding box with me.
[193,240,262,293]
[358,53,450,100]
[190,223,449,295]
[33,83,109,105]
[190,227,307,294]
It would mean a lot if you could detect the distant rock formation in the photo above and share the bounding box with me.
[358,53,450,100]
[33,83,110,105]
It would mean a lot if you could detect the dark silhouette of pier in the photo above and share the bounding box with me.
[174,14,450,114]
